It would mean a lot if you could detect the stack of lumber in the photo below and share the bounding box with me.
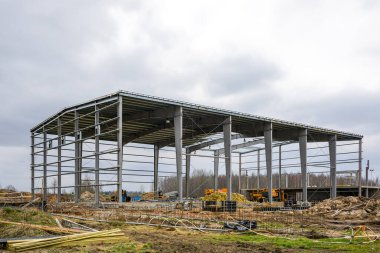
[0,220,84,235]
[0,192,32,204]
[7,229,125,252]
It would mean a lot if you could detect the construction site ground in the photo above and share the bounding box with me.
[1,195,380,252]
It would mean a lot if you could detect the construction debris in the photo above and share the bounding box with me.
[0,220,85,235]
[0,191,32,204]
[308,196,380,220]
[6,229,125,252]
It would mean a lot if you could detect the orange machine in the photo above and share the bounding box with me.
[250,188,286,203]
[204,188,227,195]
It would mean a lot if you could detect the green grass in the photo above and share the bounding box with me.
[205,232,380,252]
[0,207,56,226]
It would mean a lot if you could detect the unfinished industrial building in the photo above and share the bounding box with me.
[30,91,376,206]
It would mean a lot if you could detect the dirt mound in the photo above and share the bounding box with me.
[308,196,380,220]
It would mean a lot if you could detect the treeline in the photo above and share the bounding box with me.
[159,169,379,197]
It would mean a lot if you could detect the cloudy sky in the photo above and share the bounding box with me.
[0,0,379,191]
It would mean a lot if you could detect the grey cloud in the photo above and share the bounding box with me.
[204,56,282,96]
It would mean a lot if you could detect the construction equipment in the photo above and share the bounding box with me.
[248,188,287,203]
[204,188,227,195]
[110,190,130,202]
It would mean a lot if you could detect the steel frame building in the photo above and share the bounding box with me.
[30,91,363,205]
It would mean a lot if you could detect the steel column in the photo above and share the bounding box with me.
[117,96,123,203]
[74,110,79,203]
[223,116,232,201]
[329,135,337,198]
[299,129,308,202]
[264,123,273,203]
[78,140,83,195]
[257,150,260,189]
[238,153,242,193]
[185,148,190,198]
[31,133,35,200]
[43,130,47,203]
[174,106,183,202]
[214,150,219,190]
[57,118,62,203]
[95,105,100,206]
[279,145,282,189]
[365,160,369,198]
[154,144,159,195]
[358,139,363,197]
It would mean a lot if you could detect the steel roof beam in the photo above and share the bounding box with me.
[187,133,246,153]
[215,138,265,155]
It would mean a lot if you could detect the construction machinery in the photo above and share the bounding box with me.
[204,188,227,196]
[111,190,131,202]
[248,188,287,203]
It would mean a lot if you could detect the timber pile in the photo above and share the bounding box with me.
[0,191,32,204]
[0,220,85,234]
[141,192,155,200]
[307,196,380,219]
[7,229,125,252]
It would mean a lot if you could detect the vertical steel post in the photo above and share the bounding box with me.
[279,145,282,189]
[246,170,249,189]
[365,160,369,198]
[223,116,232,201]
[214,150,219,190]
[264,123,273,203]
[358,139,363,197]
[74,110,79,203]
[154,144,159,196]
[299,129,308,202]
[78,140,83,196]
[57,118,62,203]
[117,96,123,203]
[174,106,183,202]
[238,153,242,193]
[185,148,190,198]
[257,150,260,189]
[31,133,35,200]
[329,135,337,198]
[43,130,47,204]
[95,104,100,206]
